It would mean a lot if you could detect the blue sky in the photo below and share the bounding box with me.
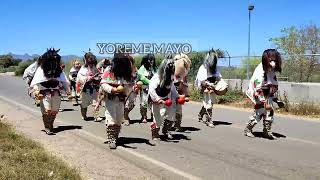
[1,0,319,64]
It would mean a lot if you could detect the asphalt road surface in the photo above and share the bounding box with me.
[1,75,319,180]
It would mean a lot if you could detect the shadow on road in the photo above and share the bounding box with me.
[127,119,145,124]
[252,131,286,139]
[214,121,232,126]
[59,108,76,112]
[53,125,82,133]
[160,133,191,143]
[169,126,201,132]
[83,117,106,122]
[115,137,156,149]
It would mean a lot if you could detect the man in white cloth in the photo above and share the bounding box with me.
[29,48,70,135]
[100,53,134,149]
[148,55,178,141]
[245,49,282,139]
[68,59,81,101]
[195,49,223,128]
[76,52,100,121]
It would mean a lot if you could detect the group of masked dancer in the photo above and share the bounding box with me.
[23,48,283,149]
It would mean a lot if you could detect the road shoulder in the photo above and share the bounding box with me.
[190,101,320,122]
[0,99,158,180]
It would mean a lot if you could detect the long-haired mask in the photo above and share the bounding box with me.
[174,53,191,80]
[39,48,62,78]
[83,51,97,67]
[203,49,218,75]
[141,54,156,71]
[158,54,175,88]
[262,49,282,73]
[111,53,133,81]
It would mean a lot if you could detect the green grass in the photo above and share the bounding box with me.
[0,121,83,180]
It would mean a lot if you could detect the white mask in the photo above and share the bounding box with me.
[270,61,276,69]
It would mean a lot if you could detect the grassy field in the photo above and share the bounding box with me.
[0,121,82,180]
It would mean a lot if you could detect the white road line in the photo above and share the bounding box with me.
[0,95,201,180]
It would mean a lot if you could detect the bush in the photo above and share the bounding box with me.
[0,66,17,73]
[187,52,206,81]
[188,85,202,102]
[6,66,17,72]
[216,89,246,104]
[0,68,6,73]
[133,54,164,68]
[14,60,34,76]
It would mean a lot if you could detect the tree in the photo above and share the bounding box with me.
[0,55,22,69]
[270,23,320,82]
[220,57,260,79]
[188,52,206,80]
[14,57,37,76]
[187,49,226,81]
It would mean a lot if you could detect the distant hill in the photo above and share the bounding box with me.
[60,55,82,62]
[8,53,39,60]
[8,53,107,62]
[8,53,82,62]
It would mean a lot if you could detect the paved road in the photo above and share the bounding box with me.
[1,75,320,180]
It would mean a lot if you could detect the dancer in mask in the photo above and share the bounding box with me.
[195,49,224,128]
[100,53,133,149]
[149,55,178,141]
[172,53,191,131]
[97,58,111,75]
[244,49,282,139]
[136,54,157,123]
[76,51,100,121]
[29,48,70,135]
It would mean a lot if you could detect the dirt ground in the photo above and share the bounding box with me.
[0,100,158,180]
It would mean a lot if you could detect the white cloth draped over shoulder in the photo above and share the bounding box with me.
[30,67,70,93]
[246,63,278,104]
[22,62,38,85]
[148,74,178,102]
[195,65,222,89]
[76,66,99,85]
[69,67,78,76]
